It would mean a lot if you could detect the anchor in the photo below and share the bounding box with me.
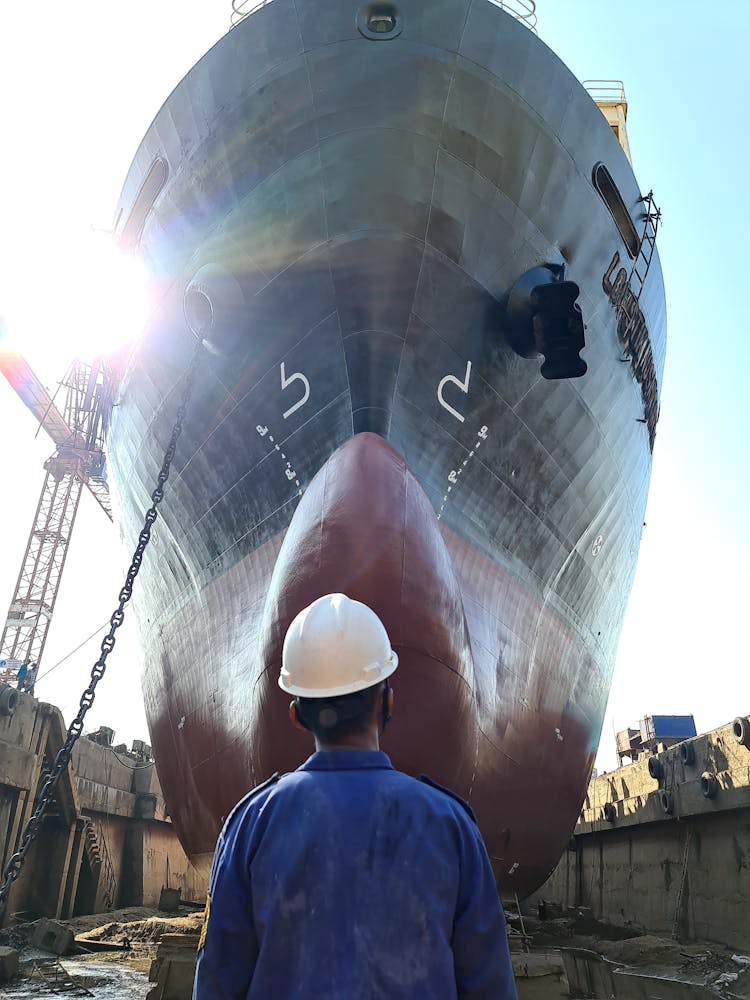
[502,263,587,379]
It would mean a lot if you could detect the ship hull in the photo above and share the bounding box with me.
[108,0,666,897]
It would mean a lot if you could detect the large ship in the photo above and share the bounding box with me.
[107,0,666,897]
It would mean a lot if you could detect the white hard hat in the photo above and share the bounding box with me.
[279,593,398,698]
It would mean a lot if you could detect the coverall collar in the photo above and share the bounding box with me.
[299,749,394,772]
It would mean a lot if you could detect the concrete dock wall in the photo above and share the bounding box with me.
[535,717,750,950]
[70,737,207,907]
[0,694,81,924]
[0,689,208,925]
[137,824,206,906]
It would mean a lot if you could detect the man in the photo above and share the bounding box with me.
[15,662,27,691]
[194,593,516,999]
[24,663,38,696]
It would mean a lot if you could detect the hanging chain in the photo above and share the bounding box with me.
[0,340,203,915]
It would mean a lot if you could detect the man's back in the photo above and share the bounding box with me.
[194,750,515,999]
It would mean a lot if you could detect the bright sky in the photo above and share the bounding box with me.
[0,1,747,768]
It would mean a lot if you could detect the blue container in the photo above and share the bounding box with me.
[640,715,697,742]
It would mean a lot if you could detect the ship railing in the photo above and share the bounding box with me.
[230,0,274,28]
[585,80,630,162]
[485,0,537,32]
[583,80,627,105]
[231,0,538,34]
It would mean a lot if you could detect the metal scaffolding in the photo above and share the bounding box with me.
[1,468,84,669]
[0,352,114,682]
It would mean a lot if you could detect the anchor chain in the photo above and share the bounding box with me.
[0,341,203,915]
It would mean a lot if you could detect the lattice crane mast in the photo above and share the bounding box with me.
[0,345,115,684]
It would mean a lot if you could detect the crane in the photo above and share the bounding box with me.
[0,340,115,685]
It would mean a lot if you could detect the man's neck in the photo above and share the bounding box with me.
[314,730,380,752]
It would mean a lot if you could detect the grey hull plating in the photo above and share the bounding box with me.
[107,0,666,895]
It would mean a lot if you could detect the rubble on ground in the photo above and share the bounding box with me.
[0,907,202,999]
[0,945,20,982]
[2,902,748,999]
[76,911,202,949]
[511,909,750,998]
[0,905,202,955]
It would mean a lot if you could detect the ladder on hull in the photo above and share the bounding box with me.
[628,190,661,305]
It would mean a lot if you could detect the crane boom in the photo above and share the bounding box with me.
[0,339,116,679]
[0,348,114,520]
[0,349,74,447]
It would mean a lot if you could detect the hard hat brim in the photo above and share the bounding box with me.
[278,652,398,698]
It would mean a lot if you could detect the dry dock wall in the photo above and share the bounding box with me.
[72,736,206,908]
[0,690,207,925]
[534,717,750,950]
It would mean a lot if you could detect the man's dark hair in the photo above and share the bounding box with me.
[295,682,384,742]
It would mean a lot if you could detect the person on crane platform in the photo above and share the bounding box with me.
[25,663,38,696]
[193,593,516,1000]
[15,662,28,691]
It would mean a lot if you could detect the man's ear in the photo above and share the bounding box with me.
[289,700,308,732]
[381,683,394,729]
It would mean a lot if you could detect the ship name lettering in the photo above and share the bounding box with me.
[601,250,659,450]
[280,362,310,419]
[611,268,628,304]
[437,360,472,423]
[602,251,620,295]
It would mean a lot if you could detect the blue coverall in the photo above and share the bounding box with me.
[193,750,516,999]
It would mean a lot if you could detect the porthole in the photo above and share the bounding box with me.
[592,162,639,259]
[357,3,402,40]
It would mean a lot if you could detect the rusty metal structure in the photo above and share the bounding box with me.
[0,351,114,681]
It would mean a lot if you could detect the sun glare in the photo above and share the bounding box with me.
[2,230,149,376]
